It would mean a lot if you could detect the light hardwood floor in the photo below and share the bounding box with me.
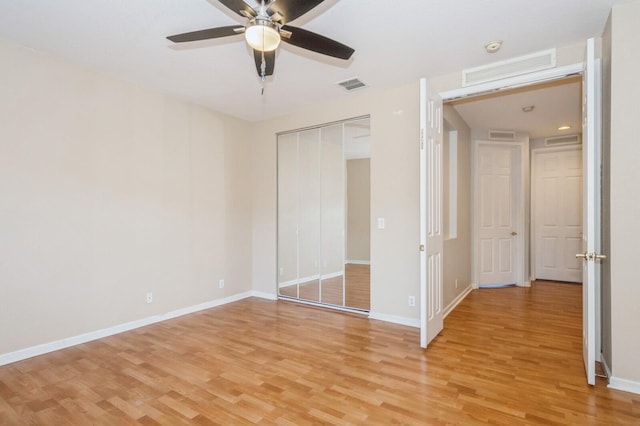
[1,281,638,424]
[278,264,370,310]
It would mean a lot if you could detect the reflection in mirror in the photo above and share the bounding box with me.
[320,124,345,306]
[277,133,298,298]
[344,119,371,310]
[277,117,370,311]
[297,129,321,303]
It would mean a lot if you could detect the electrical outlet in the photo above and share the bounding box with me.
[408,295,416,307]
[455,279,459,289]
[219,279,225,289]
[279,267,284,276]
[146,292,153,304]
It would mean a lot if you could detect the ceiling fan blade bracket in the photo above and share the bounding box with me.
[267,0,324,24]
[218,0,257,18]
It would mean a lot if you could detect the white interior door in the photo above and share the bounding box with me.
[578,38,602,386]
[420,78,444,348]
[533,148,583,283]
[475,143,519,286]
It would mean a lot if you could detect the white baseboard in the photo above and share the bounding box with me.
[368,312,420,328]
[0,291,256,367]
[444,285,473,318]
[345,260,370,265]
[602,355,612,380]
[608,376,640,395]
[251,291,277,301]
[278,271,344,289]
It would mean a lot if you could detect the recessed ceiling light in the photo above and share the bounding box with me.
[522,105,535,113]
[485,40,503,53]
[558,125,572,130]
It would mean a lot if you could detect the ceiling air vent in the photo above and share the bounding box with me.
[337,77,366,91]
[545,134,581,146]
[462,49,556,87]
[489,130,516,141]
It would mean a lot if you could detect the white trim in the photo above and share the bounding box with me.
[277,270,344,289]
[0,291,256,367]
[345,260,370,265]
[441,63,583,101]
[462,49,557,86]
[369,312,420,328]
[251,291,278,301]
[443,285,473,318]
[608,377,640,396]
[602,355,612,381]
[278,278,299,288]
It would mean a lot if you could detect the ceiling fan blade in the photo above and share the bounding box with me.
[167,26,245,43]
[267,0,324,24]
[218,0,257,18]
[253,49,275,77]
[281,25,354,60]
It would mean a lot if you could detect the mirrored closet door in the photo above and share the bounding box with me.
[277,118,370,311]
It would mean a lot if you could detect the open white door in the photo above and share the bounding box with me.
[420,78,444,348]
[577,37,603,386]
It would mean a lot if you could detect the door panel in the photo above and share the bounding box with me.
[297,129,321,302]
[533,148,583,283]
[580,37,600,386]
[476,144,518,286]
[420,78,444,348]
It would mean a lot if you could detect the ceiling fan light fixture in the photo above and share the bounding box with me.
[245,21,281,52]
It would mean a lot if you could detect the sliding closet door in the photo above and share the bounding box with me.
[320,124,345,306]
[277,133,299,296]
[277,117,370,311]
[297,129,321,302]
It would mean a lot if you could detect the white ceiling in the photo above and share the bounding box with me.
[451,78,582,139]
[0,0,629,123]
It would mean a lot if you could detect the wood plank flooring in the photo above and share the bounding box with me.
[278,264,370,310]
[1,281,638,424]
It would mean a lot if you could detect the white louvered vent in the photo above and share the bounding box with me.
[463,49,556,87]
[489,130,515,141]
[337,77,366,91]
[545,134,581,146]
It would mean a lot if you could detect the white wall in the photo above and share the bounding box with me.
[251,83,422,321]
[442,106,472,307]
[0,39,253,356]
[607,0,640,386]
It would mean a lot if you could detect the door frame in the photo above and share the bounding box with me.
[530,144,582,282]
[471,139,529,288]
[440,64,583,289]
[439,54,600,386]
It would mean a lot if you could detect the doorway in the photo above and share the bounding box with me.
[531,147,583,283]
[436,46,600,386]
[448,75,582,288]
[473,141,525,287]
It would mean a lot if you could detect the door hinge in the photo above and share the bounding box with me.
[420,244,425,252]
[420,129,425,150]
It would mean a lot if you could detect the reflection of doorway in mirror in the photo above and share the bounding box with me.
[345,119,371,311]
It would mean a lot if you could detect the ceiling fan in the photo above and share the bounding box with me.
[167,0,355,80]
